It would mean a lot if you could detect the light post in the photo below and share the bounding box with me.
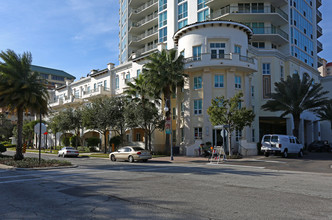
[164,99,174,161]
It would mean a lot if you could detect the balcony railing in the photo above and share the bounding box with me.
[83,86,110,95]
[251,27,288,40]
[130,11,158,28]
[184,53,255,64]
[129,0,157,15]
[210,5,288,21]
[136,44,158,55]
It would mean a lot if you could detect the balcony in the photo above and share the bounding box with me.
[317,25,322,38]
[129,11,158,34]
[206,0,287,9]
[49,98,64,108]
[317,40,323,53]
[250,27,289,45]
[129,0,157,20]
[209,5,288,25]
[183,53,257,73]
[317,0,322,8]
[135,44,158,57]
[316,9,322,23]
[129,27,158,46]
[82,86,111,99]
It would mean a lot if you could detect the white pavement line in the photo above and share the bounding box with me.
[206,163,265,169]
[252,159,287,164]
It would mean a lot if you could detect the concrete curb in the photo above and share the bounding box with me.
[15,165,79,171]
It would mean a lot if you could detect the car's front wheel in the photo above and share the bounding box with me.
[62,153,65,158]
[264,152,269,157]
[298,150,303,158]
[110,155,116,162]
[128,156,134,163]
[282,150,288,158]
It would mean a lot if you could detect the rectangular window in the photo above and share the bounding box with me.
[137,69,141,78]
[115,76,119,89]
[159,0,167,11]
[234,45,241,54]
[159,11,167,28]
[197,0,206,10]
[251,3,264,13]
[252,129,255,142]
[159,27,167,42]
[263,63,271,75]
[193,45,201,61]
[197,9,209,22]
[181,128,184,142]
[251,86,254,97]
[210,43,225,59]
[181,102,185,116]
[194,127,202,139]
[173,107,177,120]
[94,83,97,91]
[52,75,65,81]
[178,2,188,20]
[280,66,284,80]
[136,133,141,141]
[194,99,202,115]
[194,76,202,89]
[252,42,265,48]
[235,130,242,142]
[235,76,241,89]
[178,19,187,29]
[104,80,107,89]
[172,130,176,142]
[214,75,224,88]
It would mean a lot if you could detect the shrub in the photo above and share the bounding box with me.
[86,137,101,147]
[70,135,80,147]
[109,136,121,148]
[62,137,70,146]
[0,143,6,154]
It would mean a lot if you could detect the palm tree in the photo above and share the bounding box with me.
[317,100,332,129]
[261,73,328,138]
[0,49,49,160]
[125,74,159,149]
[143,49,186,153]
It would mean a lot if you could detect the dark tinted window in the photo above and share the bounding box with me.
[132,147,144,151]
[263,136,271,142]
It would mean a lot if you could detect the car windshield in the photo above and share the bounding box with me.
[66,147,74,150]
[132,147,144,151]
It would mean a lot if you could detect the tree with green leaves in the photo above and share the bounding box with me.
[261,73,328,138]
[125,74,160,149]
[56,108,82,148]
[0,49,49,160]
[125,100,165,151]
[82,97,117,153]
[48,114,62,149]
[0,113,13,141]
[22,120,44,148]
[109,96,128,148]
[207,92,255,156]
[317,100,332,130]
[143,49,186,152]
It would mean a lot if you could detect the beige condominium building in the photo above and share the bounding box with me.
[49,0,324,155]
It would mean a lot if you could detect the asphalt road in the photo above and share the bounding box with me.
[1,151,332,219]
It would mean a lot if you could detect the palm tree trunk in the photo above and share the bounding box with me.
[293,114,301,139]
[14,107,24,160]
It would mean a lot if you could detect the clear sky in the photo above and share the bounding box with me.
[0,0,331,80]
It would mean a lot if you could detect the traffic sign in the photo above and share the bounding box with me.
[34,123,47,134]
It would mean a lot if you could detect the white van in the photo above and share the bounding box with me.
[261,134,304,158]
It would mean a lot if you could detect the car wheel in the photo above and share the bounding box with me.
[264,152,269,157]
[110,155,116,162]
[128,156,134,163]
[62,153,65,158]
[298,150,303,158]
[282,150,288,158]
[58,154,60,157]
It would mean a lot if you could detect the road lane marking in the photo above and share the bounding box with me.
[206,163,265,169]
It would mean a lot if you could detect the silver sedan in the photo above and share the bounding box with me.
[109,146,152,162]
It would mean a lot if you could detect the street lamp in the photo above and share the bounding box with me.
[164,100,174,161]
